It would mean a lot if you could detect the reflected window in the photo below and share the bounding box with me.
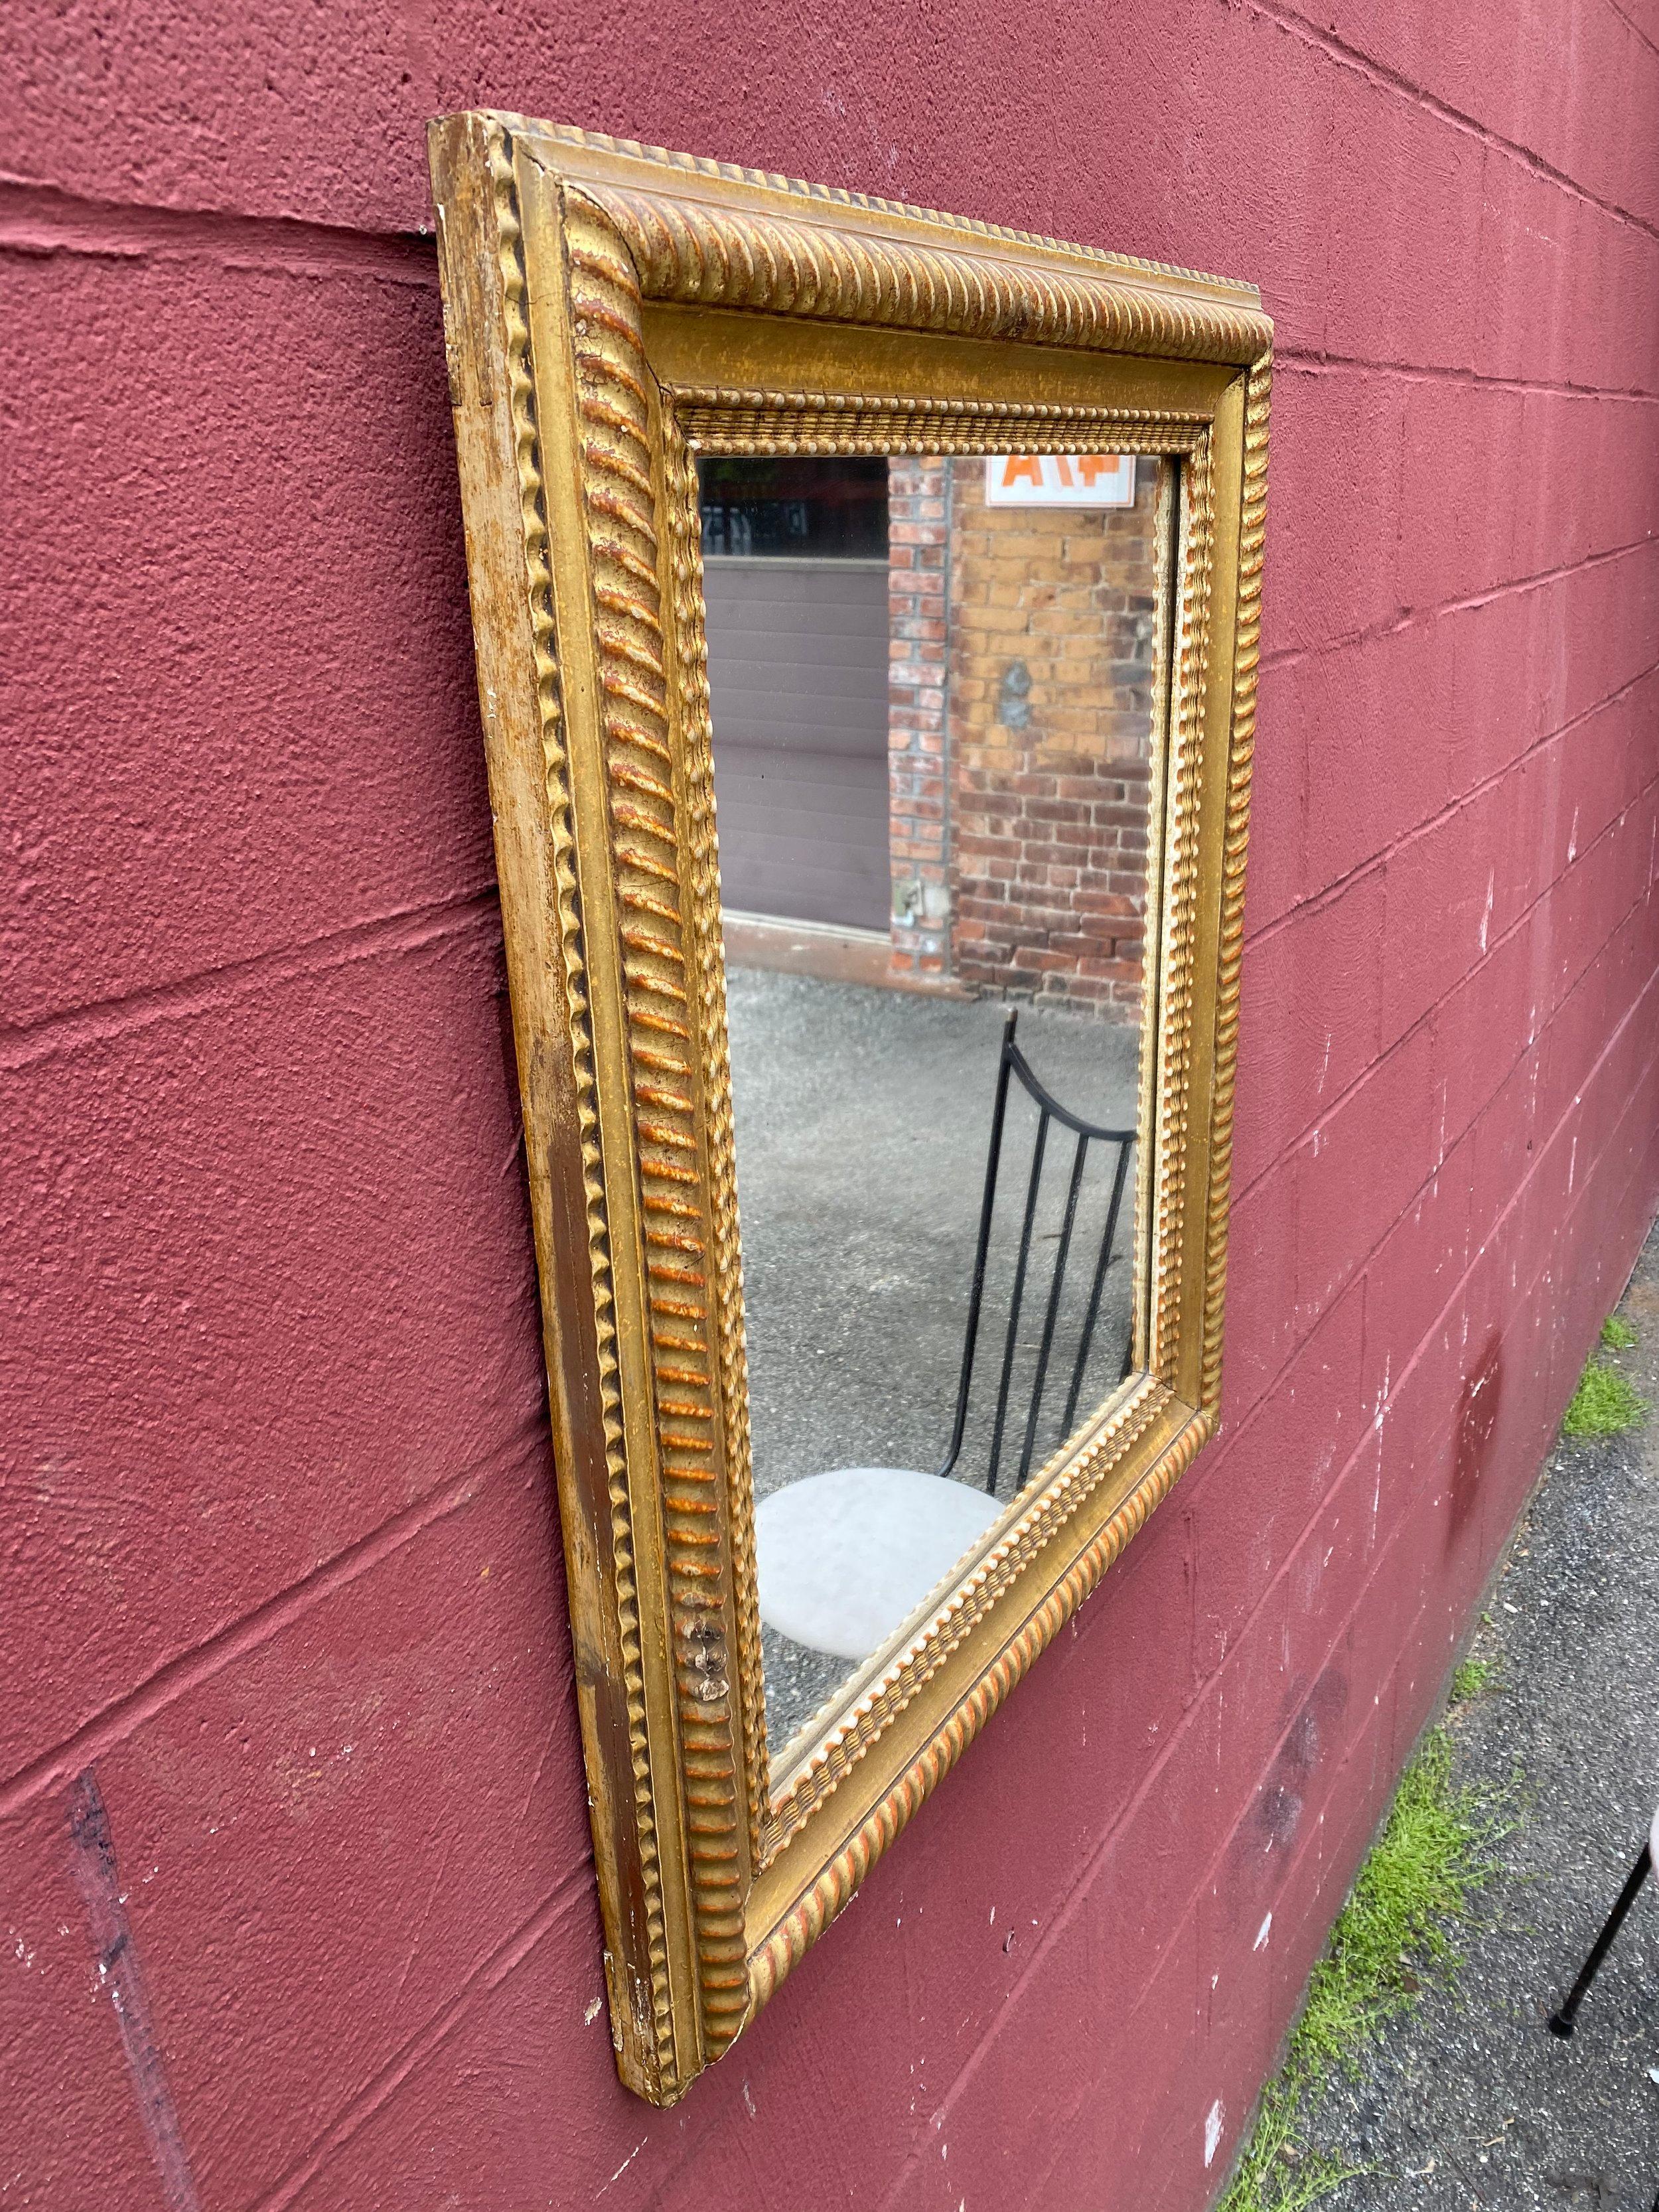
[698,455,889,559]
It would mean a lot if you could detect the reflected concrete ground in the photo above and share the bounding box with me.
[723,966,1144,1763]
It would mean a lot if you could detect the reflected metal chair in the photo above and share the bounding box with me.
[755,1007,1139,1667]
[937,1007,1139,1501]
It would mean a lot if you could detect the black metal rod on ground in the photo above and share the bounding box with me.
[1548,1842,1652,2037]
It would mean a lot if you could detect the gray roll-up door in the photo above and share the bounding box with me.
[703,555,891,932]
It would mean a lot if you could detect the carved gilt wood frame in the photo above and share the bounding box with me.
[428,111,1271,2105]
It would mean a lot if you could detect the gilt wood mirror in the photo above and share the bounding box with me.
[429,111,1271,2104]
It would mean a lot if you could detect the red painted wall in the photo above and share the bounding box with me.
[5,8,1658,2209]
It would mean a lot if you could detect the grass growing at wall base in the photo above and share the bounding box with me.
[1448,1657,1495,1704]
[1216,1731,1509,2212]
[1561,1358,1647,1438]
[1557,1312,1646,1438]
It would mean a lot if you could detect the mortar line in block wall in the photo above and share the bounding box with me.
[1231,840,1659,1297]
[1232,764,1659,1205]
[245,1876,596,2212]
[0,179,441,283]
[1246,0,1659,246]
[1260,535,1659,679]
[0,887,501,1074]
[1603,0,1659,66]
[1226,934,1659,1446]
[1275,346,1659,405]
[1243,654,1659,960]
[0,1412,548,1820]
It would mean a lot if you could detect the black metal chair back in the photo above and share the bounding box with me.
[936,1010,1137,1499]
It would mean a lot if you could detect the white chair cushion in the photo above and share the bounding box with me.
[755,1466,1005,1662]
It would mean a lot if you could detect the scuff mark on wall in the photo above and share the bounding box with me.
[1204,2099,1226,2167]
[67,1769,200,2212]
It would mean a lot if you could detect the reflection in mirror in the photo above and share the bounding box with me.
[699,449,1174,1770]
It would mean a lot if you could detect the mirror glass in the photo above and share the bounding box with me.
[699,447,1176,1771]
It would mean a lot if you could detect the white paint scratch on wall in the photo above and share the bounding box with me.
[1205,2100,1226,2167]
[1254,1912,1273,1951]
[600,2140,648,2195]
[584,1996,603,2025]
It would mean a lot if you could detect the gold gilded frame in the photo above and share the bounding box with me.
[429,111,1271,2105]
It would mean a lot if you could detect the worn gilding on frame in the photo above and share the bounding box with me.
[429,111,1271,2104]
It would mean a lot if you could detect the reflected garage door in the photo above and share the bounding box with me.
[703,557,891,932]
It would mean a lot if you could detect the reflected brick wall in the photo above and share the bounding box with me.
[946,455,1159,1017]
[887,455,1161,1014]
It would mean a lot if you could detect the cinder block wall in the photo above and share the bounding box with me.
[5,7,1658,2211]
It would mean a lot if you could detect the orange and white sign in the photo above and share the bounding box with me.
[983,454,1136,508]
